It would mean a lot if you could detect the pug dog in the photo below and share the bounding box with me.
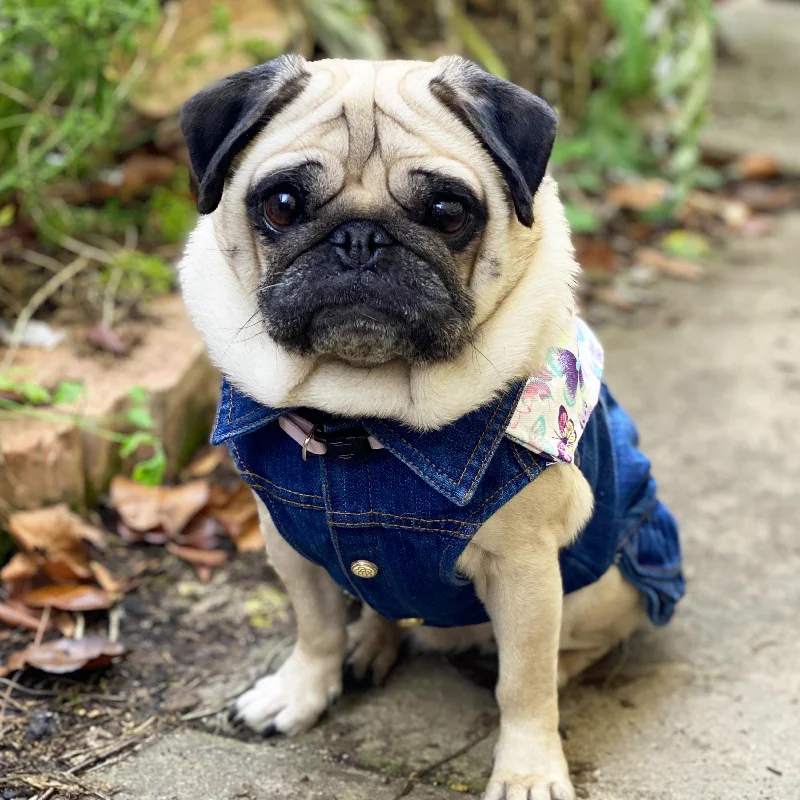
[179,55,684,800]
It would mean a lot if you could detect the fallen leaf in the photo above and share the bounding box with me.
[233,520,264,553]
[735,183,797,212]
[24,584,116,611]
[110,476,210,536]
[209,483,258,538]
[0,601,47,632]
[9,505,106,553]
[183,446,227,479]
[8,637,125,674]
[660,230,710,260]
[573,236,619,274]
[166,543,227,569]
[176,515,223,550]
[607,179,671,212]
[591,287,636,312]
[96,154,177,202]
[636,248,706,281]
[89,561,125,594]
[0,552,41,582]
[732,153,780,181]
[682,191,750,228]
[85,323,130,356]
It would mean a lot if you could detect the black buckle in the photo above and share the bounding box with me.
[315,426,372,459]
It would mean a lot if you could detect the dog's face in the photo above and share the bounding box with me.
[180,56,575,426]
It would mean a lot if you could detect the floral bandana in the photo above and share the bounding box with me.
[505,314,604,463]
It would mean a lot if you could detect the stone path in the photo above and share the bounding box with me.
[89,211,800,800]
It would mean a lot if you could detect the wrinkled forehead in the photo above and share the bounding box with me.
[232,59,492,202]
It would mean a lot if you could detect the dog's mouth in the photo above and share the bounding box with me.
[306,304,404,366]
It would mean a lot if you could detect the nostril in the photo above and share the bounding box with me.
[369,229,393,250]
[329,222,393,268]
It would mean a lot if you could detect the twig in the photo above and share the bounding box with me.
[66,737,140,776]
[0,677,56,697]
[0,255,90,371]
[0,670,22,737]
[33,605,51,647]
[108,606,121,644]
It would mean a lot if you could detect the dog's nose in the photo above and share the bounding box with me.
[328,221,393,270]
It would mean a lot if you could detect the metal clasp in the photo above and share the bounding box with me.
[301,426,318,461]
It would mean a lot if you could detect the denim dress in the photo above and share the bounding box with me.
[212,379,685,628]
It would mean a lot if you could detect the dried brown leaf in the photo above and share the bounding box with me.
[635,248,706,281]
[8,637,126,674]
[607,179,670,212]
[166,543,227,569]
[574,236,619,274]
[176,515,223,550]
[184,446,227,479]
[733,153,780,181]
[0,552,41,582]
[9,504,106,553]
[85,322,130,356]
[23,584,116,612]
[735,183,797,212]
[591,287,636,312]
[89,561,125,594]
[109,476,210,536]
[209,483,258,538]
[233,520,265,553]
[0,601,46,632]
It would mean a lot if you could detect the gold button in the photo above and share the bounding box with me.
[397,617,424,629]
[350,560,379,579]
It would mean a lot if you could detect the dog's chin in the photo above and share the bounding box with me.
[306,306,405,366]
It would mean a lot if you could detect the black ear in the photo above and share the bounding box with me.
[180,55,309,214]
[430,58,557,227]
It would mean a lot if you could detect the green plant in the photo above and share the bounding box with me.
[554,0,714,203]
[0,373,167,486]
[0,0,161,208]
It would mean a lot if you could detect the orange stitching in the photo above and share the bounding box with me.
[332,520,473,537]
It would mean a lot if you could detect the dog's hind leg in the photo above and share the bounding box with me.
[557,564,646,688]
[232,495,347,736]
[346,605,403,685]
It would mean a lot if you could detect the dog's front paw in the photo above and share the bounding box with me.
[485,728,574,800]
[232,649,342,736]
[484,772,574,800]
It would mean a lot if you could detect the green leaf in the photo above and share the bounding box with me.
[119,430,153,458]
[52,380,85,406]
[127,386,148,406]
[127,406,154,430]
[0,204,15,227]
[132,447,167,486]
[19,382,51,405]
[564,203,601,234]
[661,229,710,260]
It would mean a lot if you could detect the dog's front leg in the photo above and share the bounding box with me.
[478,547,573,800]
[233,495,347,736]
[464,467,592,800]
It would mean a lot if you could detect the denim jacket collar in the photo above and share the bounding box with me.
[211,377,525,507]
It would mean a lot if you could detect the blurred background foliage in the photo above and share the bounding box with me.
[0,0,714,324]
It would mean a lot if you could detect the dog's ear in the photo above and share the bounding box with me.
[180,55,309,214]
[430,57,557,227]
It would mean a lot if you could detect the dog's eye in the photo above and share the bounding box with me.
[426,196,467,235]
[264,187,302,229]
